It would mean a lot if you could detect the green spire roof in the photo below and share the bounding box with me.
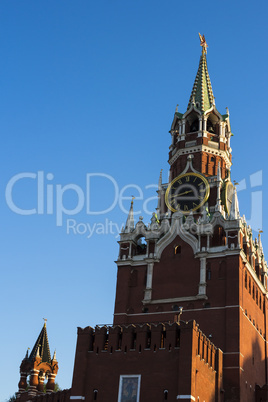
[187,35,215,114]
[29,320,52,363]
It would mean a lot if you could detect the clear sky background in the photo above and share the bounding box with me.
[1,1,268,400]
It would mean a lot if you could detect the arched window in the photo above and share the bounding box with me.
[211,225,226,247]
[245,271,248,289]
[190,119,199,132]
[185,111,199,134]
[136,236,147,255]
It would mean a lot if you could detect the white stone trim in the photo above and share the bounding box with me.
[177,395,195,400]
[156,214,198,258]
[198,257,207,296]
[169,144,231,169]
[114,304,241,318]
[70,397,85,400]
[144,262,154,301]
[143,294,207,305]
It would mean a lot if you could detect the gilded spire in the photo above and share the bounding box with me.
[187,34,215,113]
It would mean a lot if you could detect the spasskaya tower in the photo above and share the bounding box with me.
[113,34,268,401]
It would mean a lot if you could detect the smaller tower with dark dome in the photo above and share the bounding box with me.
[17,320,58,401]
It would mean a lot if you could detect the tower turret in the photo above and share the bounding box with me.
[17,320,58,400]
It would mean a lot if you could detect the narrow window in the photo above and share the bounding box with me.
[174,245,181,255]
[206,262,211,281]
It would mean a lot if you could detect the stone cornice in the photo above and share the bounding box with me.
[143,294,208,305]
[169,144,231,169]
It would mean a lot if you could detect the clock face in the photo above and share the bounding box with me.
[165,172,210,214]
[222,181,234,214]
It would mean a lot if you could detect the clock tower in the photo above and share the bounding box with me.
[113,35,268,401]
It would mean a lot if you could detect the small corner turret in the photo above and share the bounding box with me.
[17,320,58,401]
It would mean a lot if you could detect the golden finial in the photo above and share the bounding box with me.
[199,33,208,55]
[131,196,135,204]
[43,318,47,326]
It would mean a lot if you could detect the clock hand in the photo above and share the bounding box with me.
[170,190,193,198]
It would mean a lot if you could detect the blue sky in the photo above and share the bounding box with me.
[1,1,268,400]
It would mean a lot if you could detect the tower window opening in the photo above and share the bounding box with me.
[136,236,147,255]
[190,119,199,132]
[249,278,251,294]
[164,390,168,400]
[93,389,98,400]
[211,225,226,247]
[207,119,215,133]
[245,271,248,289]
